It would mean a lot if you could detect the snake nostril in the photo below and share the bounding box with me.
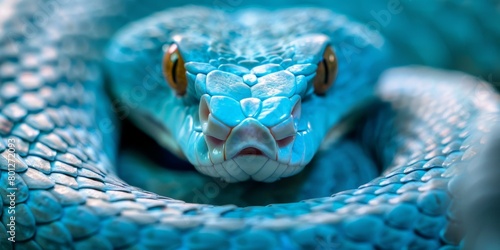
[270,116,296,142]
[277,135,295,148]
[292,97,301,122]
[205,135,224,147]
[199,96,210,124]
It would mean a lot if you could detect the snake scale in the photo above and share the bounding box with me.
[1,0,500,249]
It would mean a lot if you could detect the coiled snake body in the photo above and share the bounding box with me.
[1,0,499,249]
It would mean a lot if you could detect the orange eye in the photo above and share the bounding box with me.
[163,43,188,96]
[313,45,338,95]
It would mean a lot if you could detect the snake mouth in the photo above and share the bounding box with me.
[237,147,264,156]
[192,113,309,182]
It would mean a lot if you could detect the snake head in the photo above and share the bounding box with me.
[106,7,386,183]
[164,33,376,183]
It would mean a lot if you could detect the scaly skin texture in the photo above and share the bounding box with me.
[0,0,499,249]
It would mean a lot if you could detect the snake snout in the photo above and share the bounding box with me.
[198,95,304,181]
[224,118,277,160]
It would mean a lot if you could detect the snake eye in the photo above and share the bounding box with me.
[163,43,188,96]
[313,45,338,95]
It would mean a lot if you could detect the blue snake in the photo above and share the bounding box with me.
[1,0,500,249]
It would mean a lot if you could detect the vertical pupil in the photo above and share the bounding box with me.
[171,53,178,85]
[322,59,329,84]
